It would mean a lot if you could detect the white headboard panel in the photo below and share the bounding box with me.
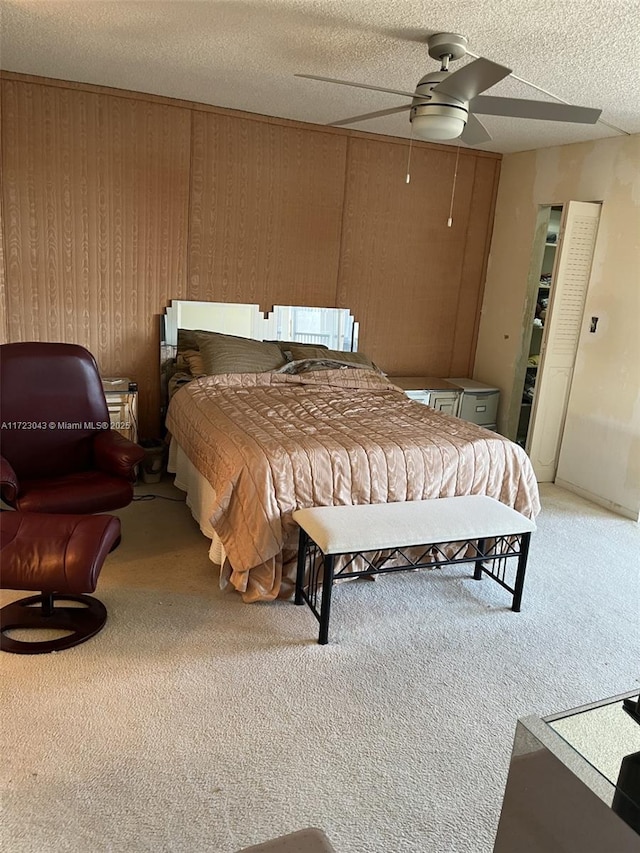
[163,301,268,345]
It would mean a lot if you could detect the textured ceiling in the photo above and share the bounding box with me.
[1,0,639,153]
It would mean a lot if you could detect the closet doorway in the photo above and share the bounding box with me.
[517,206,562,448]
[515,201,602,482]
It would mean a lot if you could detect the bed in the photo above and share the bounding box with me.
[162,301,541,602]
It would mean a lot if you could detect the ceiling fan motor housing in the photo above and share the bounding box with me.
[410,71,469,136]
[427,33,469,63]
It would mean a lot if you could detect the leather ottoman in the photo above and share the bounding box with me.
[0,510,121,654]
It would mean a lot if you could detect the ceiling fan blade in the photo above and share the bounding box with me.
[460,113,492,146]
[433,57,512,102]
[329,104,413,127]
[295,74,421,101]
[470,95,602,124]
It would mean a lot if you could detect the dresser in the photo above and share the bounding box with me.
[101,378,138,443]
[391,377,462,417]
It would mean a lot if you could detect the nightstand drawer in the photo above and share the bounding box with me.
[429,390,461,417]
[458,391,499,425]
[392,377,461,416]
[405,390,431,406]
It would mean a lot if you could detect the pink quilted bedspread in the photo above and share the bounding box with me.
[166,369,540,601]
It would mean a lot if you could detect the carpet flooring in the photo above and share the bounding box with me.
[1,482,638,853]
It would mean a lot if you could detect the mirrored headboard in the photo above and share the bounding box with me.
[162,301,358,351]
[160,300,360,418]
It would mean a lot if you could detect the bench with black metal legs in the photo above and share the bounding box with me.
[293,495,536,644]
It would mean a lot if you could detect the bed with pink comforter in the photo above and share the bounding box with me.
[166,368,540,602]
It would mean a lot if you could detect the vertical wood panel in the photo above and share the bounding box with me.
[337,137,480,376]
[189,113,347,311]
[449,156,501,377]
[1,80,191,436]
[0,194,6,342]
[0,83,6,344]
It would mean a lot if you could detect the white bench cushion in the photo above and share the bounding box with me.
[292,495,536,555]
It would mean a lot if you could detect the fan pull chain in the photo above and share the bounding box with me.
[447,144,461,227]
[405,123,415,184]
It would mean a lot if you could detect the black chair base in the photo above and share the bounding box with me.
[0,593,107,654]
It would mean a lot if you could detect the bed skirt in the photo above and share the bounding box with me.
[167,438,227,568]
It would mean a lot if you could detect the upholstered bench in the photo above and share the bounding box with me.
[293,495,536,644]
[0,511,121,654]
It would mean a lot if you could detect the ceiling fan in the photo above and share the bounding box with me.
[296,33,602,146]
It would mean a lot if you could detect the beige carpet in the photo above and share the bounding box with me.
[1,482,638,853]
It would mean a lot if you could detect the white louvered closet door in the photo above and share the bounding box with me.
[527,201,601,482]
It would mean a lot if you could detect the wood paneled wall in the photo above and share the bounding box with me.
[337,137,499,376]
[0,89,7,345]
[0,73,501,437]
[0,78,191,431]
[189,112,348,309]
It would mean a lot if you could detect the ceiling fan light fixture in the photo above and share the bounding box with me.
[300,30,603,148]
[411,113,466,141]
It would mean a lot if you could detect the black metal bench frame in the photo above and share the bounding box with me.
[294,530,532,644]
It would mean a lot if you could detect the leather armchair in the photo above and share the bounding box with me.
[0,342,145,513]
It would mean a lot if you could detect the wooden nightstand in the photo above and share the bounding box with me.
[101,378,138,443]
[391,376,462,417]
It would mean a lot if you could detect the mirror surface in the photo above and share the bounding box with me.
[162,301,358,351]
[548,697,640,791]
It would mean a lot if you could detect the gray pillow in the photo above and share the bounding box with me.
[180,349,206,377]
[287,345,375,368]
[178,328,230,352]
[196,331,287,374]
[177,328,202,351]
[266,340,329,361]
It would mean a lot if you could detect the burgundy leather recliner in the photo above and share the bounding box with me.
[0,342,145,513]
